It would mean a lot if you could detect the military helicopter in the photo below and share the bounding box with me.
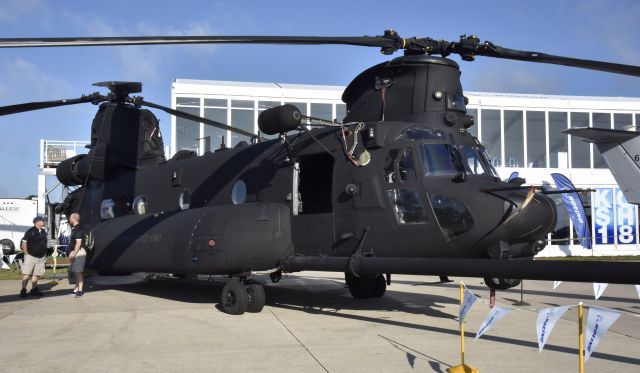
[1,31,639,315]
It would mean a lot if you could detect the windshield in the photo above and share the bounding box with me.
[458,145,498,177]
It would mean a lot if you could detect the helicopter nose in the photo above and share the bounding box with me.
[503,190,557,242]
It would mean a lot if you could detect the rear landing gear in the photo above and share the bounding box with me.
[220,279,266,315]
[345,273,387,299]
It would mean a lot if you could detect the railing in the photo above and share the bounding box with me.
[40,140,90,168]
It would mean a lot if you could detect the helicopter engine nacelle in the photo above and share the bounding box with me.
[258,104,301,135]
[56,154,90,186]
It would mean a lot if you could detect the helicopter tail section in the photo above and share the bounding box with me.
[565,127,640,205]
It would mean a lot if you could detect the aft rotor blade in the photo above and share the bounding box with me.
[0,94,104,116]
[139,99,260,140]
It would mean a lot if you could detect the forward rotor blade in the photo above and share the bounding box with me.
[0,35,397,50]
[139,99,260,140]
[0,94,104,116]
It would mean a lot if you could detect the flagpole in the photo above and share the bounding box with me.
[460,282,465,366]
[578,302,584,373]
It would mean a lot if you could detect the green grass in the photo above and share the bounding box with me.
[0,262,69,280]
[538,255,640,261]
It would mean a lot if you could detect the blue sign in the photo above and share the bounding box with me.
[594,188,636,245]
[615,189,636,244]
[594,188,615,244]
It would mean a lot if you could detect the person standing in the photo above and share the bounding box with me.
[68,213,87,298]
[19,216,48,298]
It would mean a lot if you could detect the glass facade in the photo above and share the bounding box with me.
[174,94,345,151]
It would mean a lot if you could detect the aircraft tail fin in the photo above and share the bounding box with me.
[565,127,640,205]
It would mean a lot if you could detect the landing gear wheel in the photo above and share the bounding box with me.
[372,274,386,298]
[246,283,266,313]
[221,280,248,315]
[484,277,521,290]
[346,273,376,299]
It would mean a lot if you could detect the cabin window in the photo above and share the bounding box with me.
[298,153,333,214]
[393,126,445,142]
[383,147,416,183]
[231,180,247,204]
[428,194,473,240]
[387,189,427,224]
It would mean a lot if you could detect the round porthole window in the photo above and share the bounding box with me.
[132,195,147,215]
[231,180,247,204]
[179,189,191,210]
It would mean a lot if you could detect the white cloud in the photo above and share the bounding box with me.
[0,0,50,24]
[0,57,74,102]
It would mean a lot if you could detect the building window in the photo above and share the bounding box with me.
[176,97,200,152]
[336,104,347,122]
[204,98,227,150]
[481,109,501,167]
[526,111,546,168]
[549,112,568,168]
[310,103,333,121]
[570,112,590,168]
[592,113,611,168]
[614,113,633,130]
[230,100,254,147]
[504,110,524,168]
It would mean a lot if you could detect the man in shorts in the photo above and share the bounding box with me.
[20,216,48,298]
[68,213,87,298]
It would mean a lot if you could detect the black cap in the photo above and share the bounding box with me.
[33,216,45,224]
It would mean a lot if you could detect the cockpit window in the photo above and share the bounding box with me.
[384,147,416,183]
[458,146,497,177]
[394,126,445,142]
[387,188,427,224]
[420,144,463,176]
[446,93,467,112]
[428,194,474,240]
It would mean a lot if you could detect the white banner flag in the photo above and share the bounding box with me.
[553,281,562,289]
[475,306,512,340]
[8,254,16,264]
[584,306,621,361]
[1,260,9,270]
[536,306,570,353]
[593,283,608,300]
[635,285,640,300]
[459,287,478,326]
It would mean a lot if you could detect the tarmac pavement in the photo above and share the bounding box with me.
[0,272,638,372]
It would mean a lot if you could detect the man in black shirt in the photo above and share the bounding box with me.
[20,216,48,298]
[69,213,87,298]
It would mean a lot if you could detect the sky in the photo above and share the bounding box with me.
[0,0,639,199]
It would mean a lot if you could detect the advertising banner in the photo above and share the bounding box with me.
[459,287,478,326]
[584,306,621,361]
[536,306,571,353]
[475,306,512,340]
[594,188,615,245]
[551,173,591,249]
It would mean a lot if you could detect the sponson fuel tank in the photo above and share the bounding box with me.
[88,203,292,274]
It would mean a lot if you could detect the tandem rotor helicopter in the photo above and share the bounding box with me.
[1,31,639,314]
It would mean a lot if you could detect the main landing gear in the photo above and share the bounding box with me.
[220,279,266,315]
[345,273,387,299]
